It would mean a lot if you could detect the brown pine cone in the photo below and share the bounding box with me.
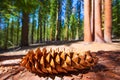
[20,48,98,74]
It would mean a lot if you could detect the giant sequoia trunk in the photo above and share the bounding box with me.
[104,0,112,43]
[94,0,104,42]
[21,12,29,46]
[84,0,92,42]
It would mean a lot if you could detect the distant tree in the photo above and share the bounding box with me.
[4,19,9,49]
[16,16,20,45]
[31,13,36,44]
[55,0,62,41]
[65,0,72,40]
[70,14,77,39]
[38,8,43,42]
[49,0,57,41]
[10,18,14,44]
[76,0,82,39]
[112,0,120,38]
[15,0,39,46]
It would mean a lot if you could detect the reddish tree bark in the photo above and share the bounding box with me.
[104,0,112,43]
[84,0,92,42]
[91,0,95,40]
[94,0,104,42]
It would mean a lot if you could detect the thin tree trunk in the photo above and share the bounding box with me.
[37,22,39,43]
[31,15,35,44]
[77,0,81,40]
[38,9,42,43]
[116,0,120,30]
[104,0,112,43]
[84,0,92,42]
[4,20,9,49]
[94,0,104,42]
[40,20,42,42]
[10,18,14,43]
[17,18,20,45]
[21,12,29,46]
[43,20,46,42]
[55,0,61,41]
[91,0,95,41]
[55,11,59,41]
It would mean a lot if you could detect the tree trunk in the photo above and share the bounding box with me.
[94,0,104,42]
[31,15,35,44]
[43,20,46,42]
[40,20,42,42]
[10,18,14,43]
[104,0,112,43]
[91,0,95,41]
[21,12,29,46]
[4,20,9,49]
[37,23,39,43]
[17,18,20,45]
[55,0,61,41]
[38,9,42,43]
[77,0,81,40]
[84,0,92,42]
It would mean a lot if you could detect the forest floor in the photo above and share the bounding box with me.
[0,41,120,80]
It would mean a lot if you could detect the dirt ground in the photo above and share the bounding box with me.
[0,41,120,80]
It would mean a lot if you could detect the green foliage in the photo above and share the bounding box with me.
[112,0,120,38]
[70,14,77,39]
[15,0,39,13]
[49,0,57,40]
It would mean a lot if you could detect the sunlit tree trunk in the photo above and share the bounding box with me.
[91,0,95,40]
[94,0,104,42]
[21,12,29,46]
[104,0,112,43]
[84,0,92,42]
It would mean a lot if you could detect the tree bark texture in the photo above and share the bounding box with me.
[91,0,95,41]
[84,0,92,42]
[104,0,112,43]
[94,0,104,42]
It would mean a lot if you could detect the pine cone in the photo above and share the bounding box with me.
[20,48,98,74]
